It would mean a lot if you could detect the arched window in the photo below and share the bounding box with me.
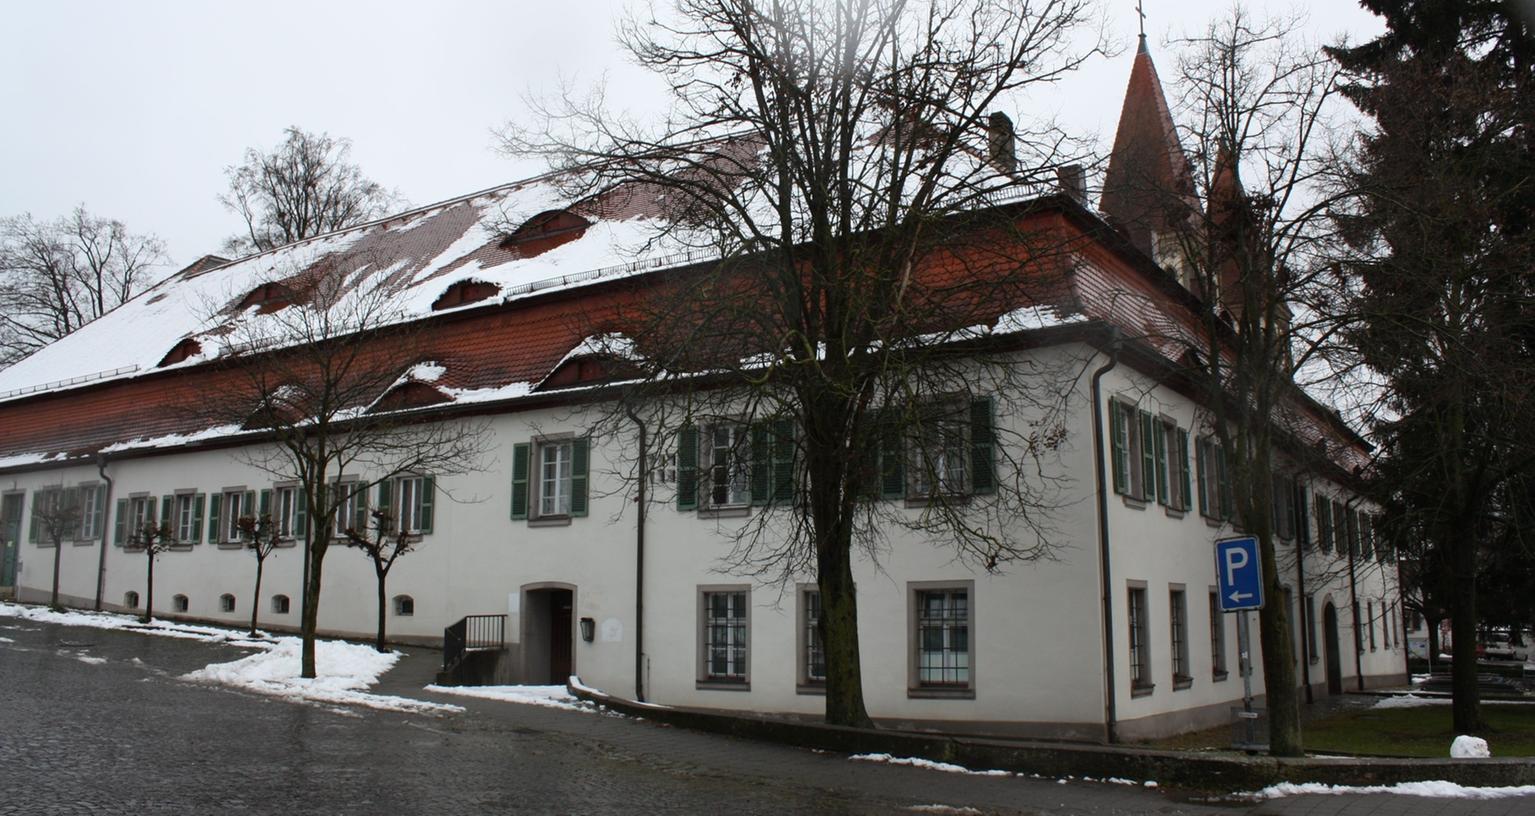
[272,594,291,614]
[219,593,236,613]
[172,594,189,613]
[124,591,140,609]
[393,595,415,617]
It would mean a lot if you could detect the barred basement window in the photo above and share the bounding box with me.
[124,591,140,609]
[1169,588,1190,687]
[220,593,236,613]
[913,586,971,691]
[1128,585,1152,694]
[1209,591,1228,679]
[699,588,749,685]
[172,594,189,613]
[272,594,291,614]
[394,595,414,617]
[798,587,825,688]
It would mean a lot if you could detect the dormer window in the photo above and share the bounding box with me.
[157,338,202,367]
[237,282,297,314]
[499,210,590,258]
[431,279,499,311]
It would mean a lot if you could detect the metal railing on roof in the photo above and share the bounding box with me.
[0,365,141,401]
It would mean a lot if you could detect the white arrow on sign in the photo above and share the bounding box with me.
[1229,590,1253,604]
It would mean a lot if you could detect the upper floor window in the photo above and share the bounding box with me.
[512,439,589,522]
[675,419,796,511]
[1195,436,1233,521]
[173,493,205,544]
[380,475,433,536]
[1110,401,1189,510]
[77,484,105,541]
[333,482,370,537]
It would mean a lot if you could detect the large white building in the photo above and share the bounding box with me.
[0,45,1404,741]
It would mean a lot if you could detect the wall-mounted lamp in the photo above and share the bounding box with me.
[579,616,595,643]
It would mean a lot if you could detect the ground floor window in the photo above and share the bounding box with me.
[1169,588,1190,687]
[220,593,236,612]
[1209,591,1227,679]
[912,585,972,692]
[699,588,749,685]
[1129,585,1151,694]
[172,594,189,613]
[798,587,825,688]
[394,595,414,616]
[272,594,291,614]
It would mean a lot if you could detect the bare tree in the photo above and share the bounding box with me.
[1120,10,1352,756]
[504,0,1104,727]
[219,127,404,257]
[129,517,176,624]
[33,487,83,611]
[202,262,489,678]
[0,206,166,365]
[235,512,283,636]
[341,500,417,652]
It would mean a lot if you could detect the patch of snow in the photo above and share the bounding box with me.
[1451,735,1491,758]
[0,635,13,643]
[183,637,461,715]
[424,683,596,714]
[907,806,982,814]
[1254,781,1535,800]
[849,753,1011,777]
[1374,694,1447,709]
[0,602,274,646]
[71,653,107,665]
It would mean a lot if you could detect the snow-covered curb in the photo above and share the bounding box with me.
[424,683,595,713]
[0,601,275,646]
[1252,781,1535,800]
[182,638,462,715]
[849,753,1155,788]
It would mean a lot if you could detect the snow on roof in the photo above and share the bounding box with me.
[0,176,678,402]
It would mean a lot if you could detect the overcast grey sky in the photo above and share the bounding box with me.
[1,1,1382,272]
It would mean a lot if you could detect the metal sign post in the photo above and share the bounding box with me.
[1215,536,1265,751]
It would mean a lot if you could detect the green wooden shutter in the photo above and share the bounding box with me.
[1109,402,1127,495]
[570,438,589,518]
[294,490,308,542]
[879,411,906,499]
[377,479,393,533]
[208,494,222,545]
[353,483,370,533]
[1216,446,1232,519]
[772,418,795,503]
[114,498,128,546]
[258,489,272,525]
[1196,439,1210,516]
[676,425,698,511]
[970,397,995,495]
[193,494,206,544]
[1177,429,1191,511]
[1152,421,1168,505]
[750,423,770,506]
[419,476,434,534]
[28,492,39,543]
[510,443,531,520]
[1138,411,1155,502]
[159,496,172,529]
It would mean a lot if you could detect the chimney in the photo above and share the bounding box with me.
[987,112,1016,174]
[1056,164,1087,203]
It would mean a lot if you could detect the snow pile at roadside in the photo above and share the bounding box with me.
[1255,781,1535,800]
[424,683,596,713]
[0,602,273,645]
[182,637,461,715]
[850,754,1012,778]
[1373,694,1447,709]
[1451,735,1491,758]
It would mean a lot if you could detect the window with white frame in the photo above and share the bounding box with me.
[1110,402,1189,509]
[275,486,299,539]
[910,402,971,497]
[77,484,104,540]
[1195,435,1233,520]
[333,482,369,537]
[1209,591,1227,679]
[539,440,574,517]
[129,496,156,540]
[1129,585,1152,693]
[221,490,248,543]
[799,588,825,688]
[1314,494,1334,552]
[1170,588,1190,686]
[393,475,431,535]
[1272,477,1296,541]
[699,589,749,684]
[704,424,751,508]
[174,494,198,543]
[913,586,971,691]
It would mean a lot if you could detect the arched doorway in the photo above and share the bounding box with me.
[521,584,575,685]
[1323,602,1343,695]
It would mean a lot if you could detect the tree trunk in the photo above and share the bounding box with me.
[818,539,871,728]
[249,556,265,636]
[301,543,324,678]
[143,552,155,624]
[1449,534,1484,733]
[375,567,388,653]
[1427,614,1442,672]
[50,539,63,611]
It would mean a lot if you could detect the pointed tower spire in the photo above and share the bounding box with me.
[1099,37,1197,259]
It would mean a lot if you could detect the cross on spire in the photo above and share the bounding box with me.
[1136,0,1147,41]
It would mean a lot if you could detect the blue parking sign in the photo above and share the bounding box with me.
[1215,536,1264,612]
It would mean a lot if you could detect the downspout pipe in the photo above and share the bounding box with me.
[1294,475,1312,704]
[94,454,114,612]
[1090,331,1122,743]
[625,405,648,703]
[1345,495,1364,691]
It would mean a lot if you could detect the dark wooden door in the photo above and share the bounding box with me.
[1323,603,1343,695]
[0,493,22,587]
[550,590,573,683]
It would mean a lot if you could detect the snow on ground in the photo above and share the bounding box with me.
[1451,735,1491,758]
[423,683,597,714]
[0,602,274,646]
[850,754,1012,777]
[182,637,462,715]
[0,636,13,643]
[1254,781,1535,800]
[1373,694,1535,710]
